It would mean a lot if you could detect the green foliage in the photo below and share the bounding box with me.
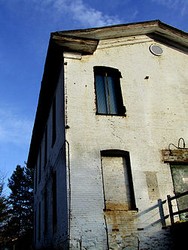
[0,178,9,245]
[0,165,34,248]
[0,180,6,222]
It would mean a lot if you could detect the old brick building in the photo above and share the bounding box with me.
[27,20,188,249]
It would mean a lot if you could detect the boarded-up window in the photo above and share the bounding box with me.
[101,151,136,211]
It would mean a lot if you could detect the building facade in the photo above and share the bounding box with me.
[27,20,188,249]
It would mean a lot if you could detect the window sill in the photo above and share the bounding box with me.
[96,113,127,117]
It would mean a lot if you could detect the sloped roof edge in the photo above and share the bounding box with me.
[52,20,188,52]
[27,20,188,168]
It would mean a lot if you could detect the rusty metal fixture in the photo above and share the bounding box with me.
[168,138,188,151]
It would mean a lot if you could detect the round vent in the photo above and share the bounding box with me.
[149,44,163,56]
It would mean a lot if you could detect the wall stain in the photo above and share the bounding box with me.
[104,205,138,249]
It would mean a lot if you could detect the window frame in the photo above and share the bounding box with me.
[94,66,126,116]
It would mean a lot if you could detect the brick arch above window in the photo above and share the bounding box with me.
[101,149,130,157]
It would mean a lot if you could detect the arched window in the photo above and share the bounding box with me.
[94,67,126,115]
[101,150,136,211]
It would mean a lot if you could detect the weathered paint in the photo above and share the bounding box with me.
[64,34,188,249]
[145,171,160,201]
[32,25,188,249]
[162,149,188,163]
[104,210,138,249]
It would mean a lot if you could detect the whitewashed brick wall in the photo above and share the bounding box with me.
[64,35,188,249]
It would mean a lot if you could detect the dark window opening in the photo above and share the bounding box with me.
[35,165,37,193]
[38,147,41,183]
[34,211,37,244]
[38,202,41,241]
[52,97,56,147]
[52,171,57,232]
[44,126,48,167]
[44,185,48,234]
[94,66,126,115]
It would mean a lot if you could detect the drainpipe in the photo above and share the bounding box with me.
[65,140,71,248]
[63,54,71,248]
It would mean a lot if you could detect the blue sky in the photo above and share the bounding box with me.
[0,0,188,192]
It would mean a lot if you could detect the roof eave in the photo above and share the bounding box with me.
[52,34,99,55]
[54,20,188,50]
[27,39,64,168]
[27,20,188,168]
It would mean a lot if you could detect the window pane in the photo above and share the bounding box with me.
[171,164,188,221]
[95,75,107,113]
[106,76,118,114]
[94,66,125,115]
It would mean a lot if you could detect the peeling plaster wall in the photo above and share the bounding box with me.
[63,35,188,249]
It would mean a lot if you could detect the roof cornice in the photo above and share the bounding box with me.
[27,20,188,168]
[52,20,188,53]
[52,34,99,55]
